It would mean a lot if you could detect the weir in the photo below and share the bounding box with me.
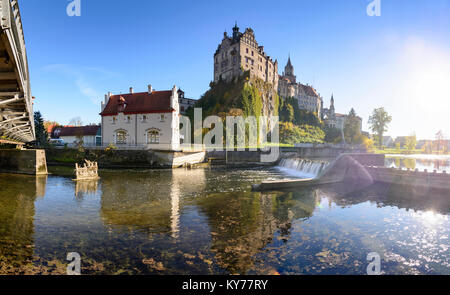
[253,153,450,192]
[277,158,329,178]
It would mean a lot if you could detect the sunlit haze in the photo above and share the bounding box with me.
[20,0,450,140]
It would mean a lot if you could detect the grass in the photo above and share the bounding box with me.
[370,148,424,155]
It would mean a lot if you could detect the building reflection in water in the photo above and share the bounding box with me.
[100,168,206,238]
[75,179,99,200]
[168,168,207,238]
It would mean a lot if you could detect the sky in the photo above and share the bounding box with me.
[20,0,450,140]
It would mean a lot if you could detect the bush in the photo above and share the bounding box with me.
[279,122,325,145]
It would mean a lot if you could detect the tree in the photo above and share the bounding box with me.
[69,117,83,126]
[324,126,342,143]
[405,133,417,152]
[44,121,60,137]
[344,108,362,144]
[368,107,392,147]
[34,111,48,147]
[362,136,374,151]
[435,130,444,154]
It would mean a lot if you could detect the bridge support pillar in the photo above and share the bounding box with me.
[0,149,47,175]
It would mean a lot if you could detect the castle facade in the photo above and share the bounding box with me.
[278,57,323,118]
[214,23,279,89]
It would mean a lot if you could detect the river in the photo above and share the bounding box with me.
[0,159,449,274]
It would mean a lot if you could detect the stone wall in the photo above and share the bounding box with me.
[0,149,47,175]
[46,148,204,168]
[281,145,367,159]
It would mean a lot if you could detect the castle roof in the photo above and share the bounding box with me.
[100,91,175,116]
[299,84,319,97]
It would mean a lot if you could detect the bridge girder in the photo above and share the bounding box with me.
[0,0,34,143]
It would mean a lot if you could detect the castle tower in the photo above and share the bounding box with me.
[330,94,335,117]
[232,22,240,41]
[284,55,296,83]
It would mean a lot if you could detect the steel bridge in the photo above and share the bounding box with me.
[0,0,34,143]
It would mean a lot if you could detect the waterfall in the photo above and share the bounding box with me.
[277,158,329,179]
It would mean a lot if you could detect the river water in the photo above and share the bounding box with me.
[0,162,449,275]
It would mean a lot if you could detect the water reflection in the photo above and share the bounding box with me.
[0,167,449,274]
[75,180,98,199]
[321,182,450,215]
[387,155,450,172]
[0,174,44,274]
[100,168,206,237]
[196,189,318,274]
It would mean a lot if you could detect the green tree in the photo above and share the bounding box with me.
[344,108,362,144]
[34,111,48,147]
[324,126,342,143]
[405,133,417,151]
[368,107,392,147]
[435,130,444,154]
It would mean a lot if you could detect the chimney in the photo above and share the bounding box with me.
[171,85,178,110]
[148,84,153,94]
[108,91,112,99]
[129,87,133,94]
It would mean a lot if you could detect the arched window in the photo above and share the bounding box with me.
[147,129,160,144]
[115,130,127,144]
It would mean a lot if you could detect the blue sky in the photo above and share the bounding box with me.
[21,0,450,139]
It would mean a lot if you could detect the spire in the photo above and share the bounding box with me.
[232,22,240,40]
[330,94,335,114]
[284,54,294,79]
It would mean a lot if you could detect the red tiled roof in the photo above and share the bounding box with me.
[56,126,100,137]
[100,91,174,116]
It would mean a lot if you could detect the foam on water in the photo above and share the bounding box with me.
[276,158,329,179]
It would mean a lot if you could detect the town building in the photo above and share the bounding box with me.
[100,85,180,151]
[177,89,196,115]
[214,23,279,89]
[53,125,101,147]
[322,95,362,132]
[278,57,323,118]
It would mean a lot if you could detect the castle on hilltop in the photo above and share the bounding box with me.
[278,56,323,118]
[214,23,279,89]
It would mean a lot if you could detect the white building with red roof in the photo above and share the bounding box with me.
[100,85,180,151]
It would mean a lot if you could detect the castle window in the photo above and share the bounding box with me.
[246,48,249,54]
[126,116,131,123]
[112,117,117,124]
[160,114,165,122]
[251,51,254,56]
[142,115,147,122]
